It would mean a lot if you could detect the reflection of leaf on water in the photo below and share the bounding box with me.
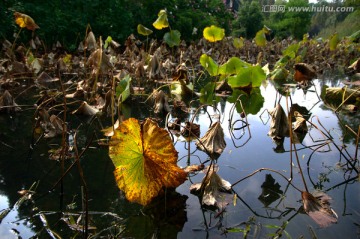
[301,191,338,228]
[190,165,232,210]
[228,88,264,115]
[125,191,187,238]
[258,174,283,207]
[196,121,226,157]
[272,137,285,153]
[109,118,187,206]
[292,111,308,144]
[181,121,200,140]
[268,104,289,139]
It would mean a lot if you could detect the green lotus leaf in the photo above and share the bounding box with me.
[164,30,181,47]
[227,65,266,88]
[200,54,219,76]
[255,28,267,47]
[233,37,244,49]
[219,57,250,76]
[329,33,340,51]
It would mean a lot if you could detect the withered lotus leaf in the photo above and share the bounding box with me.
[190,165,232,209]
[0,90,21,113]
[152,90,171,114]
[109,118,187,205]
[301,191,338,228]
[72,101,99,116]
[85,31,96,52]
[196,121,226,156]
[14,12,39,31]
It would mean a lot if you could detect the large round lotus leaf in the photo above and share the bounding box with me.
[203,25,225,42]
[219,57,250,75]
[109,118,187,206]
[227,65,266,88]
[164,30,181,47]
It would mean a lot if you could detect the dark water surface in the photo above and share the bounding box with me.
[0,77,359,238]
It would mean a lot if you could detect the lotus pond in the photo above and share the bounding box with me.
[0,71,359,238]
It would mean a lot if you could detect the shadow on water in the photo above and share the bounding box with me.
[0,74,359,238]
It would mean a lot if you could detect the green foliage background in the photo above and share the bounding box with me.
[1,0,232,49]
[1,0,359,49]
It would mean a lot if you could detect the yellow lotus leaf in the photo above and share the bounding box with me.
[153,9,169,30]
[109,118,187,205]
[137,24,153,36]
[14,12,39,31]
[203,25,225,42]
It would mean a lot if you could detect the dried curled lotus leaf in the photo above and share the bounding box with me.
[109,118,187,205]
[14,12,39,31]
[0,90,21,113]
[190,165,232,209]
[72,101,99,116]
[152,90,171,114]
[195,121,226,156]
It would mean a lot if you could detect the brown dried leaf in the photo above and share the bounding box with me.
[87,48,112,74]
[72,101,99,116]
[195,121,226,156]
[153,90,171,114]
[183,164,205,174]
[0,90,21,113]
[190,165,232,209]
[41,114,66,138]
[85,31,96,52]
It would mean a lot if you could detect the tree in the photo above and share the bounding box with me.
[269,0,312,39]
[232,0,264,38]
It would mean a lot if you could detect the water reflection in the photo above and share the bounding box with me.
[0,77,359,238]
